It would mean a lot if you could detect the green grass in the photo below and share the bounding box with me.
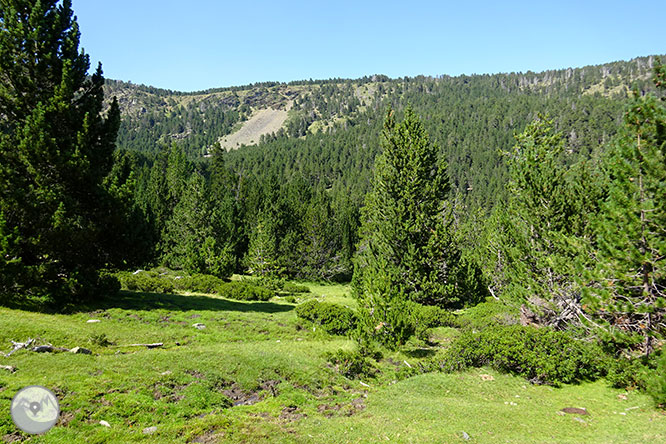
[0,284,664,443]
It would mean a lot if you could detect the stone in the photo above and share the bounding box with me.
[87,319,101,323]
[192,323,206,330]
[100,420,111,427]
[70,347,92,355]
[143,426,157,434]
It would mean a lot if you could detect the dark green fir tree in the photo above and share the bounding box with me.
[354,107,465,348]
[162,172,233,278]
[0,0,120,305]
[583,63,666,356]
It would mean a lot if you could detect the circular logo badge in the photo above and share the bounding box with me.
[11,386,60,434]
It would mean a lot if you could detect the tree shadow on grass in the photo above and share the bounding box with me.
[76,291,294,314]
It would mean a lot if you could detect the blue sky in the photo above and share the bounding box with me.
[74,0,665,92]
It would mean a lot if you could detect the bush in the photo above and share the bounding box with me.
[456,300,519,331]
[410,303,458,340]
[439,325,606,386]
[606,357,652,391]
[177,274,225,294]
[325,349,377,379]
[283,282,311,293]
[296,300,357,335]
[647,352,666,407]
[117,270,175,294]
[218,281,273,301]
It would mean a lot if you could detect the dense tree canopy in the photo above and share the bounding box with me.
[0,0,120,305]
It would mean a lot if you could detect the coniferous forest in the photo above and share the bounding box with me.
[0,1,665,442]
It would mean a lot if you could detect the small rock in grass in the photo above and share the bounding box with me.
[143,426,157,434]
[462,431,470,440]
[0,365,16,373]
[480,374,494,381]
[192,323,206,330]
[70,346,92,354]
[86,319,101,323]
[99,420,111,428]
[161,370,172,376]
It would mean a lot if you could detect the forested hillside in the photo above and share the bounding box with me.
[108,56,660,208]
[95,56,664,281]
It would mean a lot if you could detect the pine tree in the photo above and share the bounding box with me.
[483,116,597,328]
[354,107,465,348]
[162,172,233,277]
[583,63,666,356]
[298,192,343,280]
[245,213,280,278]
[209,143,245,273]
[0,0,120,304]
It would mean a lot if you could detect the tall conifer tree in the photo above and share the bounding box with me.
[583,62,666,356]
[0,0,120,304]
[355,108,464,347]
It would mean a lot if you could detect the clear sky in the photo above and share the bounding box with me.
[73,0,666,92]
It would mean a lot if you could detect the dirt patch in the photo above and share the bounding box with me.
[317,397,366,417]
[561,407,589,415]
[279,405,306,422]
[350,397,366,412]
[57,410,76,427]
[223,383,262,406]
[219,107,290,150]
[318,403,342,417]
[219,380,279,407]
[190,430,222,443]
[152,380,190,402]
[185,369,205,379]
[2,432,25,443]
[259,380,279,397]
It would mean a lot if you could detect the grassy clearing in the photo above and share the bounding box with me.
[0,283,664,443]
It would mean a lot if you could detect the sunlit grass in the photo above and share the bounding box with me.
[0,284,663,443]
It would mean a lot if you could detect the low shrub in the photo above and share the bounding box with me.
[325,349,377,379]
[439,325,606,386]
[456,300,519,331]
[296,300,357,335]
[256,276,285,291]
[178,274,225,294]
[606,357,652,391]
[218,281,273,301]
[410,303,458,340]
[647,351,666,407]
[97,271,121,297]
[117,270,175,294]
[283,282,311,293]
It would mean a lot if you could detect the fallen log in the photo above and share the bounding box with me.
[127,343,164,349]
[4,339,35,357]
